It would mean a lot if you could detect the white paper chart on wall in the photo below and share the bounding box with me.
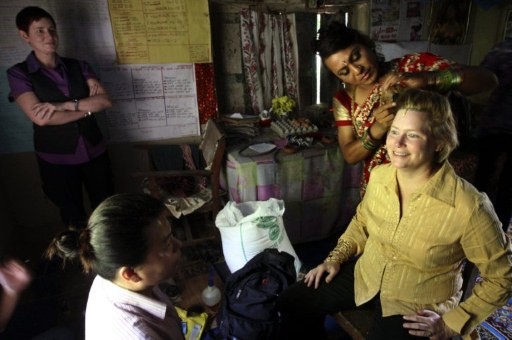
[100,64,200,143]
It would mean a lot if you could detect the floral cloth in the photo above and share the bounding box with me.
[332,52,454,196]
[240,9,298,114]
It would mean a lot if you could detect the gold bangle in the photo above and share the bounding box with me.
[435,69,463,93]
[361,129,380,151]
[325,239,355,264]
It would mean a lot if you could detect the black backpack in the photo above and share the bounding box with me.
[218,248,297,340]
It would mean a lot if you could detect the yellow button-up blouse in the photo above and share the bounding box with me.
[340,162,512,336]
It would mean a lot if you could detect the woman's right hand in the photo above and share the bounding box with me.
[381,71,428,90]
[304,262,341,289]
[372,101,396,138]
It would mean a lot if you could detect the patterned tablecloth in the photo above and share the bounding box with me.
[222,131,362,244]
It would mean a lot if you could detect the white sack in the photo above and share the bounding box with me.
[216,198,301,274]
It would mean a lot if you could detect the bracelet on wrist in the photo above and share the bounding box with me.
[361,129,380,151]
[73,99,79,111]
[84,111,92,118]
[325,239,355,264]
[434,69,463,93]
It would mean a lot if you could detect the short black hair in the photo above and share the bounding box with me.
[16,6,56,33]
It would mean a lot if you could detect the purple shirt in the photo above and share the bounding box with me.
[7,52,107,164]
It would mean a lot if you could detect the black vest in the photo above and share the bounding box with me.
[17,58,103,153]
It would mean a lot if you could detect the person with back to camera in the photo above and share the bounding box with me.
[45,193,184,340]
[315,21,497,196]
[278,89,512,339]
[474,37,512,233]
[6,6,114,230]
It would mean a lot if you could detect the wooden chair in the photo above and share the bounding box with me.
[333,261,479,339]
[132,119,226,247]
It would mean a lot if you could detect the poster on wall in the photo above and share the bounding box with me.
[429,0,471,45]
[371,0,400,41]
[371,0,430,42]
[396,0,429,41]
[107,0,211,64]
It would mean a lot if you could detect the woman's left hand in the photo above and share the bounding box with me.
[399,72,431,89]
[380,72,429,91]
[303,262,340,289]
[403,309,458,339]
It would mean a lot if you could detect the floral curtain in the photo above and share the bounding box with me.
[240,8,299,115]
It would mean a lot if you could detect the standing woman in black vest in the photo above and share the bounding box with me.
[6,6,114,229]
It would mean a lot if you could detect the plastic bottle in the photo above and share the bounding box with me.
[201,266,221,307]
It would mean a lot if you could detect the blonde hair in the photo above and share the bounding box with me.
[395,88,459,163]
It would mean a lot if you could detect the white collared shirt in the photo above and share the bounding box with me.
[85,275,183,339]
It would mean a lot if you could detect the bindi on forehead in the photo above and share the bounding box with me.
[339,47,360,66]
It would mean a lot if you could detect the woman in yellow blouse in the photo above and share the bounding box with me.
[278,89,512,339]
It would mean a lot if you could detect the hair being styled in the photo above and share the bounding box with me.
[314,20,381,61]
[46,193,167,280]
[395,88,459,163]
[16,6,56,32]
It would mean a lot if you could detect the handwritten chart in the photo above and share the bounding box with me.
[107,0,211,64]
[100,63,199,143]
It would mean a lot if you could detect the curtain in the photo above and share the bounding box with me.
[240,8,299,115]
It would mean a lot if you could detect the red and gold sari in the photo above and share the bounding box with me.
[332,52,454,196]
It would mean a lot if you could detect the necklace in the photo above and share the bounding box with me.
[350,85,358,115]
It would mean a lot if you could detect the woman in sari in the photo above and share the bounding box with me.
[316,21,497,196]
